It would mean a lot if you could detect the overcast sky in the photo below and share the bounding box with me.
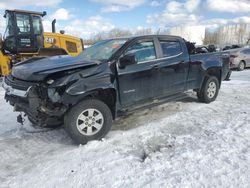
[0,0,250,39]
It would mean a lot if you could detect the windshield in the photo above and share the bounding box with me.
[80,39,127,61]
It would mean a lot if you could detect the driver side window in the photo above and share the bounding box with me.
[125,41,156,64]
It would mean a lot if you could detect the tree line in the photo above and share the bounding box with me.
[83,28,162,45]
[84,23,250,45]
[204,24,250,45]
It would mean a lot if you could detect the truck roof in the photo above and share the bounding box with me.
[108,35,183,41]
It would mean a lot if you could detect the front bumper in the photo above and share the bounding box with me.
[2,76,36,116]
[2,77,31,98]
[2,76,66,126]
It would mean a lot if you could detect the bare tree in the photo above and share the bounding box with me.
[203,30,218,45]
[134,28,153,36]
[84,28,133,44]
[247,31,250,44]
[237,24,247,44]
[106,28,132,38]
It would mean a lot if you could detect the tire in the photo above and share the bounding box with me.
[64,99,113,144]
[197,76,220,103]
[238,61,245,71]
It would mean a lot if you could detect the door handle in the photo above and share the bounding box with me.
[151,65,160,70]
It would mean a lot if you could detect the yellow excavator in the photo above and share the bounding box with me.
[0,9,84,76]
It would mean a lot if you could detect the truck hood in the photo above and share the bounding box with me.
[12,55,98,81]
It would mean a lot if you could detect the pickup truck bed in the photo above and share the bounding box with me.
[190,52,230,81]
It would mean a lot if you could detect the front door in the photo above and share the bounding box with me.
[15,13,35,53]
[117,38,160,107]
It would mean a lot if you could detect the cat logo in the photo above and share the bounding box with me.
[45,37,56,44]
[45,37,58,48]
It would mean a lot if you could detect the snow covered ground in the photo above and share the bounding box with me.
[1,70,250,188]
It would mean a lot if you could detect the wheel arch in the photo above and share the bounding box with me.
[206,67,222,82]
[199,67,222,91]
[64,88,117,119]
[239,60,246,67]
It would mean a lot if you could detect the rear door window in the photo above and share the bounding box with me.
[159,41,182,57]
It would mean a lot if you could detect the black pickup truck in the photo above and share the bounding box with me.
[2,35,230,144]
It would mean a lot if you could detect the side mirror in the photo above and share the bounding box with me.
[119,54,136,69]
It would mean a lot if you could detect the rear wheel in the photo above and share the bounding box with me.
[64,99,113,144]
[238,61,245,71]
[197,76,219,103]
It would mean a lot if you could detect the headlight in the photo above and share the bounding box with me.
[48,88,60,103]
[47,79,54,85]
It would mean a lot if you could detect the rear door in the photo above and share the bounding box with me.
[154,37,190,96]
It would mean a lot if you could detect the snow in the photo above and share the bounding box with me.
[1,70,250,187]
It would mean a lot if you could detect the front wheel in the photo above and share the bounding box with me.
[197,76,220,103]
[64,99,113,144]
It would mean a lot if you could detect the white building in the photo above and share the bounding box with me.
[169,26,206,45]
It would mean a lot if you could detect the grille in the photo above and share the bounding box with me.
[5,75,37,91]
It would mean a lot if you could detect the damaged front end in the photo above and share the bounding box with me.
[3,60,113,127]
[3,75,68,127]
